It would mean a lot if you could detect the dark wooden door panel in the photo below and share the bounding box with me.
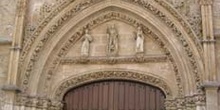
[63,80,165,110]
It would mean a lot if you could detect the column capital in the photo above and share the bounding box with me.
[1,84,23,93]
[199,0,213,6]
[202,82,220,90]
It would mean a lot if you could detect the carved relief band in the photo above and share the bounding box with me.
[61,55,168,64]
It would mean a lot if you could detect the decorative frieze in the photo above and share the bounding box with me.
[20,0,103,62]
[61,55,168,64]
[165,94,206,110]
[16,94,63,110]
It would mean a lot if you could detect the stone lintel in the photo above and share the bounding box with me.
[1,84,23,93]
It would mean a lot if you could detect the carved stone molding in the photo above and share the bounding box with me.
[20,0,202,96]
[124,0,203,53]
[54,70,172,100]
[61,55,168,65]
[16,94,63,110]
[165,94,206,109]
[123,0,202,92]
[20,0,103,63]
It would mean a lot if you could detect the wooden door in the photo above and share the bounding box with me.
[63,80,165,110]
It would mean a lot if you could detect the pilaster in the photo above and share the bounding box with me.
[7,0,28,85]
[199,0,216,81]
[3,0,28,109]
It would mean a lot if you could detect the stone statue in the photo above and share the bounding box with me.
[107,25,119,56]
[81,29,93,57]
[134,26,145,54]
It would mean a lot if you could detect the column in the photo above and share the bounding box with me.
[2,0,28,109]
[202,82,220,110]
[199,0,219,109]
[199,0,216,81]
[7,0,28,86]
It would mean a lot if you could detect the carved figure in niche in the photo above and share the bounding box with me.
[134,26,145,54]
[107,25,119,56]
[81,29,93,57]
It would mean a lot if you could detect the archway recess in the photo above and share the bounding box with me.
[17,0,205,109]
[52,70,172,101]
[63,80,166,110]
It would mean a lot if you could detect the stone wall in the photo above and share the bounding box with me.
[0,0,15,86]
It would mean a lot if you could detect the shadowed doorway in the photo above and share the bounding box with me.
[63,80,166,110]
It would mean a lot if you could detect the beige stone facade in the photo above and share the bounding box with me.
[0,0,220,109]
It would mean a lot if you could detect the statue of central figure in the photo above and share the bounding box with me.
[106,25,119,56]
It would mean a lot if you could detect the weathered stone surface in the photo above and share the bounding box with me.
[0,0,16,38]
[0,0,220,109]
[0,45,10,79]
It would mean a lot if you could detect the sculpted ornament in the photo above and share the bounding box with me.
[61,55,167,64]
[107,24,119,56]
[134,26,145,54]
[41,12,183,97]
[81,29,93,57]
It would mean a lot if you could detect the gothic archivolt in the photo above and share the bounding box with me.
[53,70,172,100]
[39,11,184,97]
[17,0,204,105]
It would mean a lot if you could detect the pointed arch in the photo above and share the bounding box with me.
[19,0,204,100]
[52,70,173,101]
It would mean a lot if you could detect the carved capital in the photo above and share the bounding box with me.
[1,84,22,93]
[199,0,213,5]
[202,81,220,90]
